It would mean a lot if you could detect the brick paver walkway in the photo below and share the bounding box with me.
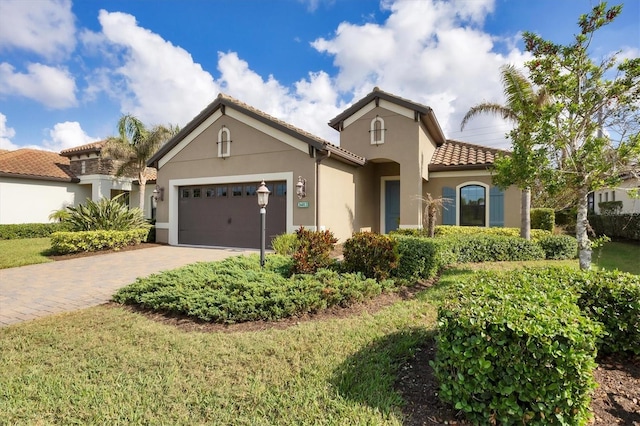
[0,245,254,327]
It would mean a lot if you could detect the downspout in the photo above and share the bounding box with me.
[315,151,331,231]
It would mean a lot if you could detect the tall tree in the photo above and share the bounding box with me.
[523,2,640,269]
[102,114,178,213]
[460,64,549,240]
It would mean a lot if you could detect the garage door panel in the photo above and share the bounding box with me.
[178,182,286,248]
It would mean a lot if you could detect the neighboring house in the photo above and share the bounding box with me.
[148,88,522,249]
[592,174,640,215]
[0,142,156,224]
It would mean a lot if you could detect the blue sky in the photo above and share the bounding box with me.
[0,0,638,152]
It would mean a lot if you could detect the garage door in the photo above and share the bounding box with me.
[178,181,287,248]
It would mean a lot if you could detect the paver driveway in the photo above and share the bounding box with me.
[0,245,254,327]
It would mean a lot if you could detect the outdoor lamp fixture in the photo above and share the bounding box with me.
[296,176,306,199]
[152,185,164,202]
[256,180,271,268]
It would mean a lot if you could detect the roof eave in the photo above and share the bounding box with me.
[428,164,494,172]
[0,171,79,183]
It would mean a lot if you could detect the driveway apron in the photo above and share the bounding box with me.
[0,246,254,327]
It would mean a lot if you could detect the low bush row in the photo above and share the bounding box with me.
[431,225,552,240]
[341,232,577,283]
[589,213,640,241]
[433,267,640,425]
[0,222,70,239]
[50,228,150,254]
[113,254,395,323]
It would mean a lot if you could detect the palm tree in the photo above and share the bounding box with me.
[102,114,178,214]
[460,64,549,240]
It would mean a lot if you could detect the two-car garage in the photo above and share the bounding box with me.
[177,181,287,249]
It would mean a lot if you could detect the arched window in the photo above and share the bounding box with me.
[370,116,385,145]
[460,185,486,226]
[218,126,231,158]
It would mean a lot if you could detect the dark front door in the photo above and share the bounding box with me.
[384,180,400,233]
[178,181,286,248]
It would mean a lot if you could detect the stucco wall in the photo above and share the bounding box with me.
[593,179,640,214]
[318,158,358,241]
[0,178,90,224]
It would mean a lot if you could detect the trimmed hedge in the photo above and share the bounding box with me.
[0,222,70,239]
[50,228,150,254]
[433,268,601,425]
[573,270,640,355]
[589,213,640,241]
[271,233,299,256]
[113,254,395,323]
[530,208,555,232]
[537,234,578,260]
[446,234,546,263]
[392,236,455,281]
[342,232,399,281]
[434,225,551,241]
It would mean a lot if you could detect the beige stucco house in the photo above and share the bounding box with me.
[148,88,522,249]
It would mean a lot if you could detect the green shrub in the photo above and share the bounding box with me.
[538,234,578,260]
[292,227,337,274]
[598,201,623,215]
[342,232,399,280]
[50,228,150,254]
[432,268,600,425]
[62,194,147,231]
[446,234,545,263]
[0,222,70,239]
[392,235,455,281]
[271,233,299,256]
[530,208,555,232]
[589,213,640,241]
[113,254,394,323]
[388,228,428,237]
[434,225,551,241]
[573,270,640,355]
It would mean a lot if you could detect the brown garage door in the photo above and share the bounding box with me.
[178,181,287,248]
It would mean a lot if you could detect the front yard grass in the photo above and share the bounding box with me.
[0,237,52,269]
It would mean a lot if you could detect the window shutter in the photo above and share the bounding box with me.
[442,186,456,225]
[489,186,504,227]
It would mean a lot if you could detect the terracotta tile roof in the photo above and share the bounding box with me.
[60,140,106,156]
[430,140,508,171]
[0,149,78,182]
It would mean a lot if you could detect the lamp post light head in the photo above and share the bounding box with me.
[257,180,270,208]
[152,185,164,202]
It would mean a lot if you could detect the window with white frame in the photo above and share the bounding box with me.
[370,116,385,145]
[218,126,231,158]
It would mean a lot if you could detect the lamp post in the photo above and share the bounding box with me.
[256,180,270,268]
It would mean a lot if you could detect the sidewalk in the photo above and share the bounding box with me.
[0,245,254,327]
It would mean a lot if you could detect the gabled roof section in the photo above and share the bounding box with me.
[429,139,508,171]
[148,93,365,168]
[0,149,79,182]
[60,140,106,157]
[328,87,447,146]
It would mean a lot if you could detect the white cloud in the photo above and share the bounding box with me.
[94,10,219,126]
[312,0,529,148]
[41,121,100,152]
[0,0,76,60]
[0,62,78,109]
[0,113,19,150]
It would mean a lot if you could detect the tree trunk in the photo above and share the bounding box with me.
[427,204,436,238]
[576,187,592,270]
[138,170,146,215]
[521,188,531,240]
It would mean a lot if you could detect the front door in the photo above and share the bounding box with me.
[384,180,400,233]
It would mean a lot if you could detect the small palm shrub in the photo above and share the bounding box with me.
[63,194,147,231]
[292,227,337,274]
[342,232,399,281]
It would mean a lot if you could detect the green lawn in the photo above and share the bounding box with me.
[593,241,640,275]
[0,237,52,269]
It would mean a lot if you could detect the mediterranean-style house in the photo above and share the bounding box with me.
[0,142,156,224]
[148,88,522,249]
[592,173,640,215]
